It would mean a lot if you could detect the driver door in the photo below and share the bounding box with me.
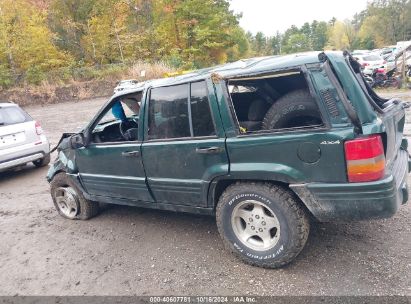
[76,95,154,203]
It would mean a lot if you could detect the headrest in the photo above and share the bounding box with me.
[248,99,269,121]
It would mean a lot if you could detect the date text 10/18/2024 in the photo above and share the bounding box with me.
[149,296,257,303]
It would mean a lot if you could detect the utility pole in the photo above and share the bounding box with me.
[86,22,97,64]
[402,7,406,87]
[0,5,17,82]
[112,16,125,63]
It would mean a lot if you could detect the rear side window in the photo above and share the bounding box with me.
[148,81,216,140]
[228,70,323,134]
[148,84,191,140]
[190,82,215,137]
[0,106,31,126]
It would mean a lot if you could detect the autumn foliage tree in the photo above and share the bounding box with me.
[47,0,247,68]
[1,0,410,88]
[0,0,249,87]
[246,0,410,55]
[0,0,71,85]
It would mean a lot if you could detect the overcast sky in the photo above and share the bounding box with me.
[230,0,370,36]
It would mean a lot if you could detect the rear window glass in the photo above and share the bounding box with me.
[363,55,381,61]
[0,106,31,126]
[190,82,215,137]
[148,84,191,140]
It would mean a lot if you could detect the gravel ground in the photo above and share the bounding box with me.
[0,91,410,296]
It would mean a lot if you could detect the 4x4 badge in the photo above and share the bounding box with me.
[320,140,341,145]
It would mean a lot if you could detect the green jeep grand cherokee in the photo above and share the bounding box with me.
[47,52,410,268]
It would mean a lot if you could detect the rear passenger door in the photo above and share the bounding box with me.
[141,81,228,207]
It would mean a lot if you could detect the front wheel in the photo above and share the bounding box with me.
[50,173,100,220]
[216,182,310,268]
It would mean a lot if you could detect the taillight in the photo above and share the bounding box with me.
[35,121,43,135]
[344,135,385,183]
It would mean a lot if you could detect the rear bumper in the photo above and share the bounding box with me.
[0,136,50,171]
[291,149,409,221]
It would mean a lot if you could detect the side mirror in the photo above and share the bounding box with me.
[70,133,86,149]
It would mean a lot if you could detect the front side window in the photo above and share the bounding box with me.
[98,92,142,126]
[91,92,142,143]
[148,81,216,140]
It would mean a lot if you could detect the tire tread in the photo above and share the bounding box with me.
[216,182,309,268]
[262,89,319,130]
[50,172,99,220]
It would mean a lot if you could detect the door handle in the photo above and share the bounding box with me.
[121,151,140,157]
[195,147,224,154]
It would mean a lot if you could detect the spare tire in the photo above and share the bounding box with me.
[262,89,322,130]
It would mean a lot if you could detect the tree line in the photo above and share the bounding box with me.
[0,0,410,88]
[247,0,411,56]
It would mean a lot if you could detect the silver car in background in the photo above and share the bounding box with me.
[113,79,139,94]
[353,54,386,75]
[0,102,50,172]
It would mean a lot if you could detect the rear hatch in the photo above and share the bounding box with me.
[378,101,406,169]
[350,61,406,170]
[0,105,37,151]
[326,52,406,170]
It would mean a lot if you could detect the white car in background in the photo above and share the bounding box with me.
[351,50,371,56]
[403,51,411,66]
[380,47,396,59]
[385,55,397,72]
[353,54,386,75]
[0,102,50,172]
[113,79,139,94]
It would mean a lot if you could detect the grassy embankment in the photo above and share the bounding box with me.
[0,62,174,106]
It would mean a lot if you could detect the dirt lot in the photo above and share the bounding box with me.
[0,92,410,296]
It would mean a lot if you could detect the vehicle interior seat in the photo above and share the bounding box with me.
[240,99,270,132]
[123,125,139,141]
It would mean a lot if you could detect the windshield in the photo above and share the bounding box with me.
[0,106,31,126]
[387,55,395,62]
[363,55,381,61]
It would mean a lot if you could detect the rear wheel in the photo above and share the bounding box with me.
[216,182,310,268]
[33,154,50,167]
[50,173,99,220]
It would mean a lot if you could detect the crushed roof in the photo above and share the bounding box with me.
[148,52,324,88]
[113,51,340,98]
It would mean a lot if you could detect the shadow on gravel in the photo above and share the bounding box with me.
[80,202,384,269]
[97,203,216,233]
[0,164,45,183]
[3,165,403,278]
